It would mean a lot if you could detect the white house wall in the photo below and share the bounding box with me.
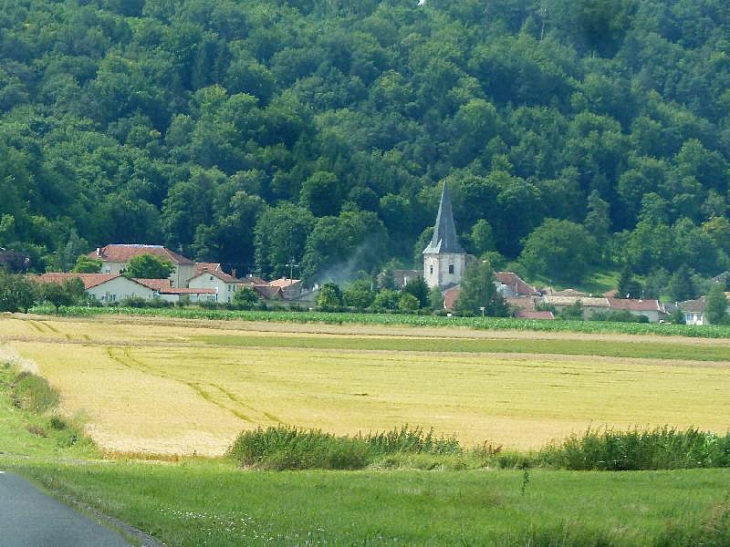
[87,277,155,304]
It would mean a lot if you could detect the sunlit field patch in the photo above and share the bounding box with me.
[2,315,729,456]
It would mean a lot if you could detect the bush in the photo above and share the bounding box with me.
[228,426,368,470]
[227,425,463,470]
[362,425,461,457]
[12,371,60,413]
[536,426,730,471]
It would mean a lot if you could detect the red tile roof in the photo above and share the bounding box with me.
[495,272,541,296]
[269,277,301,288]
[679,297,705,313]
[607,298,662,312]
[190,268,250,285]
[90,244,193,265]
[158,287,216,295]
[36,273,122,289]
[134,278,173,291]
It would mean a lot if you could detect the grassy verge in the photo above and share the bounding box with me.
[13,461,730,547]
[0,362,97,460]
[31,305,730,338]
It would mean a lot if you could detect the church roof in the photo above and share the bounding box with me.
[422,183,464,255]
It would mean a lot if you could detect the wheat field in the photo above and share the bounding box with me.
[1,315,729,456]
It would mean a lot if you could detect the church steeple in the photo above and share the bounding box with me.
[423,183,464,255]
[422,183,467,290]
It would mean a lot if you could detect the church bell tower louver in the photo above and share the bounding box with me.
[422,183,467,290]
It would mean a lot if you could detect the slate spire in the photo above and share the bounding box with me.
[423,183,464,255]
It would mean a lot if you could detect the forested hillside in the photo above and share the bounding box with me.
[1,0,729,288]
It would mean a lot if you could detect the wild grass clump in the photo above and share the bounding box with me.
[228,425,466,470]
[227,426,369,470]
[536,426,730,471]
[12,371,60,413]
[361,425,461,456]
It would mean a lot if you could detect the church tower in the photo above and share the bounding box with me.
[423,183,467,290]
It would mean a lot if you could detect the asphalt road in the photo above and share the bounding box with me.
[0,470,131,547]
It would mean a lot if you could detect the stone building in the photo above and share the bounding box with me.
[422,183,467,290]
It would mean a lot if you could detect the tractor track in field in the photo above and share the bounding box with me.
[104,347,283,426]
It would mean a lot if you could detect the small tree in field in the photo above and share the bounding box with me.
[402,276,429,308]
[398,292,419,312]
[72,255,102,273]
[0,271,37,312]
[316,282,342,309]
[125,254,175,279]
[454,260,508,316]
[234,286,260,308]
[40,278,84,312]
[705,283,728,325]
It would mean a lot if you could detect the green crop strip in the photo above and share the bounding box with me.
[195,334,730,362]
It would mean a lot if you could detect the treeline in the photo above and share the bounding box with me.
[1,0,730,286]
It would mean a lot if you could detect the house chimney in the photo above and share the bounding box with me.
[96,247,102,258]
[232,268,237,279]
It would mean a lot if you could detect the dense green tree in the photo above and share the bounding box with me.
[342,279,376,309]
[666,264,697,303]
[233,286,260,309]
[316,282,342,309]
[0,272,37,312]
[398,292,419,312]
[454,260,508,317]
[254,203,315,279]
[705,283,728,325]
[125,254,175,279]
[401,276,429,309]
[519,219,598,284]
[0,0,730,289]
[373,288,399,311]
[72,256,102,273]
[40,278,84,312]
[616,265,642,299]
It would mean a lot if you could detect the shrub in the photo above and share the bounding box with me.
[537,426,730,471]
[228,426,368,470]
[362,425,461,457]
[227,425,463,470]
[12,371,60,413]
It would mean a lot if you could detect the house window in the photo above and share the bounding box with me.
[429,265,434,275]
[209,275,214,281]
[449,264,454,274]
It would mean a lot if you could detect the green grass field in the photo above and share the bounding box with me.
[1,313,730,546]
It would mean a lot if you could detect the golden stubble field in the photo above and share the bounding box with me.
[1,314,730,456]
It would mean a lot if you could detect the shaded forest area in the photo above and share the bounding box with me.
[1,0,730,288]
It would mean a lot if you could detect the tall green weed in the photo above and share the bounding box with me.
[12,371,60,413]
[535,427,730,471]
[227,425,463,470]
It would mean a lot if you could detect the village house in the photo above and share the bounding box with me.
[135,278,217,304]
[268,277,304,300]
[187,263,254,303]
[607,298,665,323]
[89,244,195,288]
[494,272,541,297]
[37,273,157,303]
[678,297,706,325]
